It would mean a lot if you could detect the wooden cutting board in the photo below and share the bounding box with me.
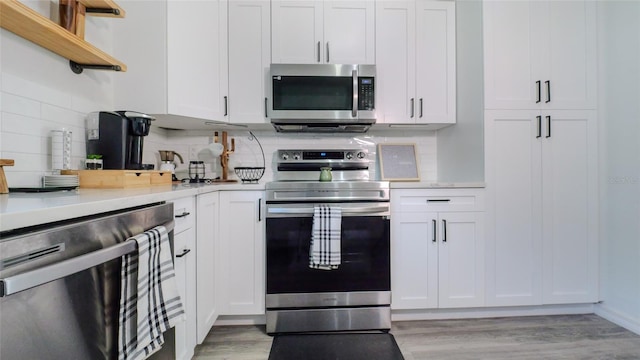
[0,159,15,194]
[62,169,172,188]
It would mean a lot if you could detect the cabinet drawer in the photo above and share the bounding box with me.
[392,189,485,213]
[172,197,195,234]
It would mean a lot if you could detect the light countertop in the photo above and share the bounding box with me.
[0,182,265,232]
[389,181,485,189]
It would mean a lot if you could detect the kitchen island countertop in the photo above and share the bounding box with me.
[0,182,265,232]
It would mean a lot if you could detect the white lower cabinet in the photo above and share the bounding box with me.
[217,191,265,315]
[196,192,219,343]
[171,197,197,360]
[391,189,485,309]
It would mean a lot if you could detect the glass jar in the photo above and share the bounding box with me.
[319,167,332,182]
[189,161,205,181]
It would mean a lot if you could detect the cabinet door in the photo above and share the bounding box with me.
[174,227,196,360]
[375,1,416,124]
[391,211,438,309]
[218,191,265,315]
[228,1,271,123]
[415,0,456,124]
[323,0,375,64]
[483,1,542,110]
[196,192,219,343]
[437,212,485,308]
[271,1,323,63]
[541,110,598,304]
[167,0,228,121]
[540,1,597,110]
[485,110,543,306]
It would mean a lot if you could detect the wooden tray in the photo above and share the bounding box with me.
[62,170,172,188]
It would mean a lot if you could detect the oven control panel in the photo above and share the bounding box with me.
[278,149,368,162]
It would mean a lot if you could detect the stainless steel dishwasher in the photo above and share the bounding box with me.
[0,202,176,360]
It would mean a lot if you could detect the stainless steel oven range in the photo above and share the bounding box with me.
[265,149,391,334]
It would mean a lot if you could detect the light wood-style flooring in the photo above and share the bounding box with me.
[193,314,640,360]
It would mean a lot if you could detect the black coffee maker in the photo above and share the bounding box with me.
[86,111,155,170]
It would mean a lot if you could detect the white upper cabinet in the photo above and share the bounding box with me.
[167,0,229,122]
[483,0,597,110]
[228,1,271,123]
[375,0,456,125]
[114,0,229,127]
[271,0,375,64]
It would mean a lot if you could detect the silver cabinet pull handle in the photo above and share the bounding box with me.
[536,115,542,138]
[442,219,447,242]
[410,98,415,118]
[175,212,190,218]
[176,248,191,258]
[546,115,551,138]
[326,42,330,63]
[432,219,437,242]
[0,220,175,297]
[317,41,321,63]
[545,80,551,103]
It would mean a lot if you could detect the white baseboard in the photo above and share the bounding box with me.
[391,303,595,321]
[595,303,640,335]
[214,315,266,326]
[211,304,597,326]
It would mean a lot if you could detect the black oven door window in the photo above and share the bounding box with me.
[272,76,353,111]
[266,216,390,294]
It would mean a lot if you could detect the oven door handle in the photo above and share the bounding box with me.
[0,220,175,297]
[267,205,390,216]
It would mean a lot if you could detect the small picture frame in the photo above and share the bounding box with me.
[378,143,420,181]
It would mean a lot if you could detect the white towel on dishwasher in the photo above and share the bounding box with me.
[309,204,342,270]
[118,225,184,360]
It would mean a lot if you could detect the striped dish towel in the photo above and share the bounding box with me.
[118,225,184,360]
[309,204,342,270]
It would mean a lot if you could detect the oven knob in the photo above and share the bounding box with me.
[356,151,366,159]
[293,152,301,160]
[281,152,289,161]
[345,152,354,160]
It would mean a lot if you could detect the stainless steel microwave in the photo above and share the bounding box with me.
[268,64,376,133]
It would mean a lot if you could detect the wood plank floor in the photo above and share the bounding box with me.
[193,314,640,360]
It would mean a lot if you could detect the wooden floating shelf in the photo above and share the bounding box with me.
[0,0,127,72]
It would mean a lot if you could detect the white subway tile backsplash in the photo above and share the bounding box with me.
[1,92,41,118]
[2,72,72,109]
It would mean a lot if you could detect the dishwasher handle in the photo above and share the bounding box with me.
[0,220,174,297]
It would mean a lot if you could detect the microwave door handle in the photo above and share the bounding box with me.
[352,69,358,118]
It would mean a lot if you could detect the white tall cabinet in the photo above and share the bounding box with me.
[217,191,265,315]
[391,189,485,310]
[375,0,456,125]
[484,0,598,307]
[483,0,597,110]
[271,0,375,64]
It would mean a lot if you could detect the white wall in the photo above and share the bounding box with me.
[595,1,640,334]
[0,1,116,187]
[437,0,484,183]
